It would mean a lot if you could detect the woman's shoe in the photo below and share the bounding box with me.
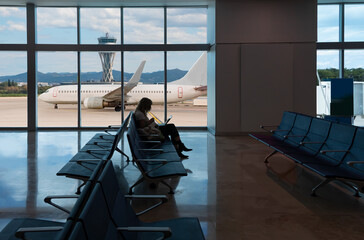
[178,152,189,160]
[180,143,192,152]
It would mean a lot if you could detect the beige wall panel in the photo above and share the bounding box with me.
[216,0,316,44]
[240,44,294,132]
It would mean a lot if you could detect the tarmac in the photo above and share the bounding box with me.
[0,97,207,127]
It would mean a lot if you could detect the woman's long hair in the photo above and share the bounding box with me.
[136,97,152,114]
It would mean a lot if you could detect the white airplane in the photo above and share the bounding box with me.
[39,52,207,111]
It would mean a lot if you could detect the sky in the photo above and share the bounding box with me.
[0,6,207,76]
[318,4,364,69]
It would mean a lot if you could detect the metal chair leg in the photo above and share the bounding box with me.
[337,180,361,197]
[311,178,332,197]
[129,177,145,195]
[264,150,277,163]
[161,180,174,194]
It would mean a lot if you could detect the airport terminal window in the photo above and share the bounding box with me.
[80,8,121,44]
[317,4,339,42]
[0,7,27,44]
[0,7,26,44]
[36,7,77,44]
[124,51,164,121]
[167,8,207,44]
[80,51,122,127]
[317,3,364,126]
[37,51,78,127]
[344,5,364,42]
[167,51,207,126]
[0,52,27,127]
[124,8,164,44]
[0,4,209,129]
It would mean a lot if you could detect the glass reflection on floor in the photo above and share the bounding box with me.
[0,130,212,238]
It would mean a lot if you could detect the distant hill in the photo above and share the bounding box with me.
[0,69,188,84]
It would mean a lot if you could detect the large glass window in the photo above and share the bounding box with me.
[80,51,122,126]
[167,8,207,44]
[80,8,121,44]
[124,51,164,121]
[37,52,78,127]
[344,5,364,42]
[318,3,364,126]
[0,52,27,127]
[317,4,339,42]
[124,8,164,44]
[37,7,77,44]
[167,51,207,126]
[0,7,26,44]
[0,5,208,129]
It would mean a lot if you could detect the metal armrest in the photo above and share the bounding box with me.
[260,125,278,132]
[44,195,78,214]
[76,159,103,170]
[270,129,290,133]
[137,159,168,163]
[300,141,324,145]
[140,140,162,143]
[139,149,164,152]
[320,150,349,154]
[117,227,171,240]
[125,194,168,216]
[347,161,364,166]
[16,226,64,239]
[284,135,306,138]
[79,148,111,153]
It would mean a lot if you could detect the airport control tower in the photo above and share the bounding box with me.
[98,33,117,82]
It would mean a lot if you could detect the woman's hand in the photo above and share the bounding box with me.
[148,118,155,125]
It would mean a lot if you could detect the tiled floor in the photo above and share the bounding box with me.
[0,131,364,239]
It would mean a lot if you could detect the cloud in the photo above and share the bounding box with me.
[168,27,206,43]
[81,8,121,36]
[0,7,24,17]
[37,8,77,28]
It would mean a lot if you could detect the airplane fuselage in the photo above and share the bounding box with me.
[39,83,206,106]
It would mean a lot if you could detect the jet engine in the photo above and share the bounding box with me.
[83,97,116,109]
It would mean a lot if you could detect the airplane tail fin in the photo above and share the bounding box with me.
[169,52,207,86]
[124,60,146,92]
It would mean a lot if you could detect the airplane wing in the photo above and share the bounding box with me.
[103,60,146,101]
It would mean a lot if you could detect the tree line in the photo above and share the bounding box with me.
[0,80,51,96]
[318,68,364,82]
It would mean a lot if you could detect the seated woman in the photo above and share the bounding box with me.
[134,97,192,159]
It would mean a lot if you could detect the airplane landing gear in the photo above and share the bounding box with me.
[54,104,58,109]
[114,105,121,112]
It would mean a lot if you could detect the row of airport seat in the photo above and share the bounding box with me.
[250,111,364,196]
[1,112,204,239]
[126,112,188,194]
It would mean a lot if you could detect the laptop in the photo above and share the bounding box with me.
[148,112,173,126]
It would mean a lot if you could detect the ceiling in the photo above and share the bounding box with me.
[0,0,212,7]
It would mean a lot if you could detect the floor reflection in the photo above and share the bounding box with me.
[2,132,364,239]
[0,130,213,239]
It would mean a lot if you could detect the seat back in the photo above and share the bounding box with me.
[98,161,140,240]
[77,184,122,240]
[272,111,297,140]
[298,117,331,155]
[317,123,357,165]
[343,127,364,172]
[284,114,312,147]
[105,112,132,160]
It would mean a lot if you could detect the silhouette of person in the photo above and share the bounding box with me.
[134,97,192,159]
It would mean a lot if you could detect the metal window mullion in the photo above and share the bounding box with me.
[77,7,81,128]
[27,3,37,131]
[339,3,344,78]
[164,7,167,122]
[121,7,124,123]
